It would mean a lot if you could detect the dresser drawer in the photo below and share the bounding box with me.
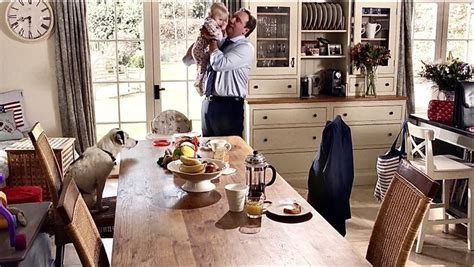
[351,124,400,147]
[253,127,323,150]
[375,77,395,93]
[348,77,365,96]
[334,105,402,122]
[253,108,327,126]
[264,151,315,174]
[353,148,387,170]
[248,79,297,95]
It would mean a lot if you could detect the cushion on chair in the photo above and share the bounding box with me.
[0,111,24,141]
[2,186,43,203]
[0,90,29,132]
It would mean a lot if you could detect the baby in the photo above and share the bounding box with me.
[192,2,229,96]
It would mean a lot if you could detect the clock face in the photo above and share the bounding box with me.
[5,0,54,41]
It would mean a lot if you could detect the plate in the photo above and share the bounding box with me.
[331,4,338,30]
[336,4,343,30]
[321,3,327,30]
[316,4,322,30]
[326,3,332,30]
[311,3,317,30]
[302,4,308,30]
[266,200,310,217]
[308,3,314,30]
[167,158,225,192]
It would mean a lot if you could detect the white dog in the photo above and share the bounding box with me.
[64,128,138,212]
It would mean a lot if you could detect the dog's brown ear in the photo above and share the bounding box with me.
[115,130,125,145]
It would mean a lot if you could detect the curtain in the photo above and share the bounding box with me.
[397,0,415,115]
[54,1,96,153]
[221,0,241,14]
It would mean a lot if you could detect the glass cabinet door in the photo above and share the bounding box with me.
[249,2,297,76]
[354,2,397,74]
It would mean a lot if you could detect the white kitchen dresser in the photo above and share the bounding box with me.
[245,96,407,188]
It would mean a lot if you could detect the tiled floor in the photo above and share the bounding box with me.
[61,181,474,266]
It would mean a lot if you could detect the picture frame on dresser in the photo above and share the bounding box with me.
[328,44,342,55]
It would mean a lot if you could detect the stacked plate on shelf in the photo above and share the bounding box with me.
[302,2,345,30]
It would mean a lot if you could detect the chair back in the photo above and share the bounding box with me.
[28,122,63,205]
[406,122,436,175]
[57,176,109,267]
[366,159,439,266]
[151,110,192,135]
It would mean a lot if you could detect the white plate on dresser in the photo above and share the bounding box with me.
[336,4,343,30]
[316,4,322,30]
[302,4,308,30]
[321,3,328,29]
[310,3,317,30]
[331,4,338,29]
[326,3,333,30]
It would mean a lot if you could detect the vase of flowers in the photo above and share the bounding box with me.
[419,52,472,94]
[419,53,473,126]
[351,42,391,97]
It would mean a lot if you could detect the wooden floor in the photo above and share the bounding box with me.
[60,181,474,266]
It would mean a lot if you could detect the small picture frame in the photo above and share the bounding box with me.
[328,44,342,55]
[301,40,320,56]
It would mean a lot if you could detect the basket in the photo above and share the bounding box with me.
[5,137,76,201]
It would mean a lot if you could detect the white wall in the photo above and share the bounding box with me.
[0,2,61,136]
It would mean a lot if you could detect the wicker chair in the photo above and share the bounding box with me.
[151,109,192,135]
[366,159,439,266]
[57,176,110,267]
[28,122,116,266]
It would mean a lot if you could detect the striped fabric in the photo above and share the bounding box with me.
[375,157,401,201]
[0,90,29,132]
[374,122,407,201]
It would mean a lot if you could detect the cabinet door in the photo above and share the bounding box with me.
[248,2,298,76]
[353,2,397,74]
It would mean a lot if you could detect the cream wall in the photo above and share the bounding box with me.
[0,2,61,136]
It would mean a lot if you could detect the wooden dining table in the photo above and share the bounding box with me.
[112,136,369,266]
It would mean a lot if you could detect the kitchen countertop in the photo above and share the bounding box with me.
[246,95,407,104]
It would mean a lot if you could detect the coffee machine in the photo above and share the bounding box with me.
[321,69,346,96]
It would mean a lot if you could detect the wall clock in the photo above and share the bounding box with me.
[5,0,54,41]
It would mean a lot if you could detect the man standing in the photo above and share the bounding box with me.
[185,8,256,137]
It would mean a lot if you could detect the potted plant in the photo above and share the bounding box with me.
[351,42,391,97]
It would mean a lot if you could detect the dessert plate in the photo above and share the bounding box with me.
[321,3,327,30]
[266,200,310,217]
[316,4,322,30]
[302,4,308,30]
[326,3,332,30]
[331,4,338,30]
[336,4,343,30]
[311,3,317,30]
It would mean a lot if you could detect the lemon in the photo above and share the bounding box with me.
[180,145,195,157]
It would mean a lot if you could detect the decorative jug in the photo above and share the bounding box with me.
[245,151,277,197]
[365,23,382,39]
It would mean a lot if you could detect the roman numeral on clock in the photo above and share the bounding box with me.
[41,23,49,30]
[18,0,24,6]
[28,0,32,4]
[11,22,19,30]
[8,14,17,19]
[43,17,51,21]
[28,31,33,39]
[41,7,48,12]
[19,28,24,36]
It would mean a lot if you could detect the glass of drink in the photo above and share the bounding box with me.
[245,193,264,218]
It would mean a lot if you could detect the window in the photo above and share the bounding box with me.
[412,0,473,112]
[87,0,146,140]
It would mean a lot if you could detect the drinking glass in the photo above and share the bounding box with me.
[245,193,264,218]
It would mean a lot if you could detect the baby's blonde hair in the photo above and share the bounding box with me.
[209,2,229,18]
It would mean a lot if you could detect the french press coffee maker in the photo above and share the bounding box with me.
[245,151,277,197]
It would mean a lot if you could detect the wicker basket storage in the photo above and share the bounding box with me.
[5,137,75,201]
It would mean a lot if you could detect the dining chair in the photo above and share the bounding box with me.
[406,122,474,253]
[57,176,110,267]
[28,122,116,266]
[366,159,439,266]
[151,109,192,135]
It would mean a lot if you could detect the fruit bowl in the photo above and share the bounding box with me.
[167,158,226,192]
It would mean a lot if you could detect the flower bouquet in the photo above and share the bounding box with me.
[420,53,473,125]
[351,42,391,96]
[420,53,472,93]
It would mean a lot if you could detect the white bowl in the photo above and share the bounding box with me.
[167,158,226,192]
